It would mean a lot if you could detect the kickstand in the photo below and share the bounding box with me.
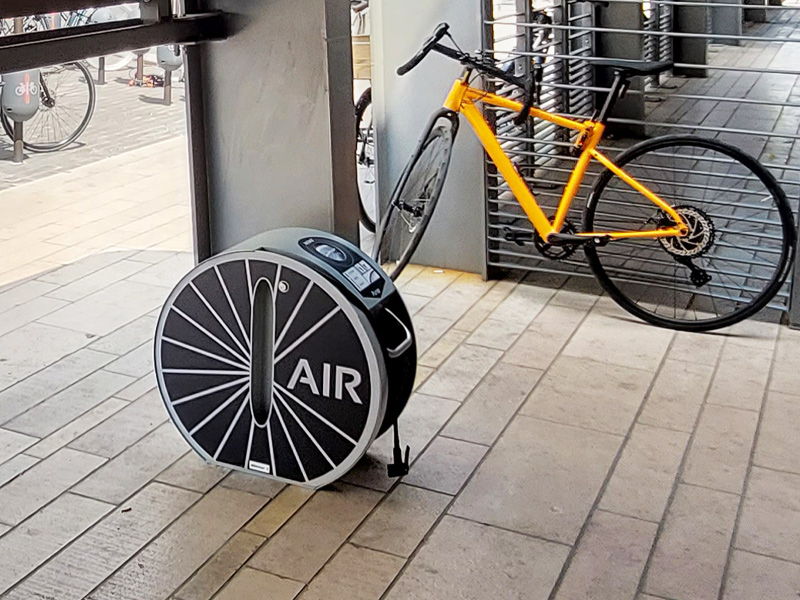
[387,422,410,478]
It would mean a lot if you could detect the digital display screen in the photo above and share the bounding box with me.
[344,260,381,291]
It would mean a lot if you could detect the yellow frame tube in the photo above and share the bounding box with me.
[450,82,688,241]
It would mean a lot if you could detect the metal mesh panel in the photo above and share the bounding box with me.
[483,0,800,314]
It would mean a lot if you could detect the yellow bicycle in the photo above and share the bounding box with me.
[373,23,795,331]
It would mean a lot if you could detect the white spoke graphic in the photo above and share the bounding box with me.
[172,376,249,406]
[189,282,250,359]
[267,414,276,477]
[275,388,336,469]
[245,418,254,467]
[170,305,248,365]
[275,280,313,351]
[273,399,308,482]
[214,391,250,460]
[274,306,341,364]
[189,383,249,435]
[162,368,248,376]
[275,382,357,446]
[163,337,248,371]
[246,259,254,309]
[215,265,251,352]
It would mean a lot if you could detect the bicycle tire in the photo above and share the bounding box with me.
[373,109,459,280]
[355,87,376,233]
[584,134,795,331]
[1,62,96,153]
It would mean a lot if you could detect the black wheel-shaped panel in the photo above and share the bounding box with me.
[155,251,387,488]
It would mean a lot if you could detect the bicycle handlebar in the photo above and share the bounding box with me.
[397,23,450,76]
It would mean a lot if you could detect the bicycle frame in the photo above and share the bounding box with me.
[443,76,689,242]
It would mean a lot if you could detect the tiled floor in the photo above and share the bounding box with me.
[1,136,799,599]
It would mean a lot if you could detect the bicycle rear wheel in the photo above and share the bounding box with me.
[373,109,458,280]
[1,62,96,152]
[355,87,376,233]
[584,135,795,331]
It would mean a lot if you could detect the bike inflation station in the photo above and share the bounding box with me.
[0,0,418,487]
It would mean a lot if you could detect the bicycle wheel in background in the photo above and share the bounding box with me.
[584,135,795,331]
[356,87,376,233]
[373,109,458,280]
[1,62,96,152]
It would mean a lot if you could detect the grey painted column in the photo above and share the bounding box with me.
[711,0,742,45]
[186,0,359,257]
[371,0,487,277]
[674,0,709,77]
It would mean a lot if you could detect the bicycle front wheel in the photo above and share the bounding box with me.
[1,62,96,152]
[373,110,458,280]
[584,135,795,331]
[355,87,376,233]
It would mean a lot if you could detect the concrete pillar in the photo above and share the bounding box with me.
[371,0,487,276]
[186,0,359,258]
[674,0,709,77]
[711,0,742,45]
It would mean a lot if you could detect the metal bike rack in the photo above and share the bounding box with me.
[154,228,417,488]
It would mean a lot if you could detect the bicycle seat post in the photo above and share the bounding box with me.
[595,72,626,125]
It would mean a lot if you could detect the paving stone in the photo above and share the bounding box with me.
[412,315,455,357]
[417,344,503,401]
[0,453,38,487]
[220,471,286,498]
[706,341,772,411]
[737,466,800,563]
[503,303,587,371]
[724,318,780,350]
[0,322,95,391]
[175,531,265,600]
[490,282,557,330]
[245,486,314,538]
[416,273,494,323]
[351,484,450,557]
[116,371,158,401]
[452,280,516,332]
[0,493,112,594]
[451,416,621,545]
[0,427,37,464]
[418,328,469,368]
[126,252,194,289]
[754,391,800,475]
[413,365,434,391]
[0,295,69,337]
[442,362,543,446]
[156,451,229,493]
[26,397,128,459]
[299,543,405,600]
[521,356,653,436]
[90,486,268,600]
[0,279,58,313]
[770,328,800,395]
[89,315,158,356]
[599,424,689,522]
[554,510,658,600]
[669,330,726,366]
[0,348,115,425]
[393,265,424,289]
[249,483,382,582]
[69,388,168,457]
[562,299,675,371]
[637,359,715,432]
[213,568,303,600]
[683,404,758,494]
[342,393,459,491]
[400,268,460,298]
[467,317,529,350]
[46,259,151,302]
[0,447,106,525]
[386,516,569,600]
[400,293,430,316]
[38,279,168,336]
[403,436,487,495]
[6,369,135,438]
[3,483,200,600]
[72,422,189,504]
[644,484,739,600]
[724,549,800,600]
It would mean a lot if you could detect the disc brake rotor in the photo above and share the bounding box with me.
[658,205,715,258]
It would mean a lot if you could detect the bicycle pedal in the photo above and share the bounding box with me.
[503,227,534,246]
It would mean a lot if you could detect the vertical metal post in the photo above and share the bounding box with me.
[163,68,172,104]
[98,56,106,85]
[135,53,144,85]
[11,16,24,164]
[789,205,800,328]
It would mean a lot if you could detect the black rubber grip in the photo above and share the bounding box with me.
[397,23,450,76]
